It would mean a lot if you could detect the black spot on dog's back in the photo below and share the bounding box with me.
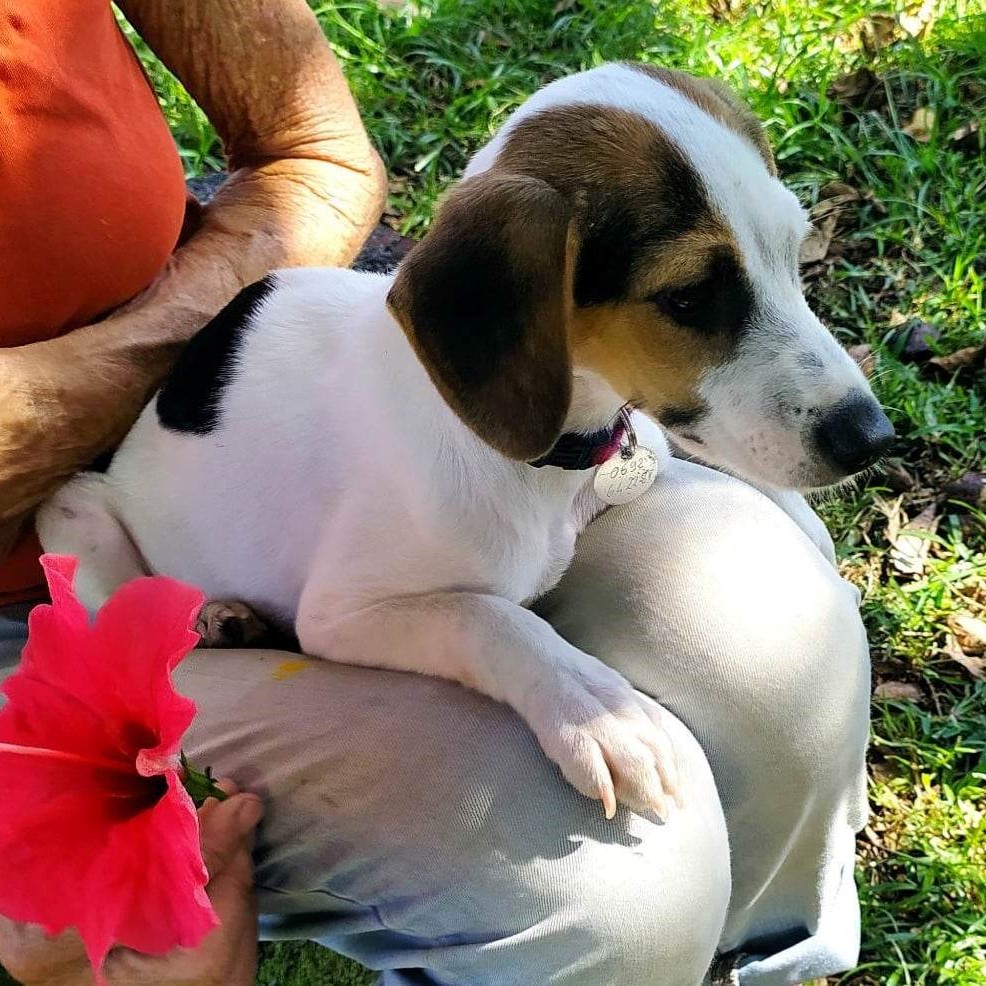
[157,275,276,434]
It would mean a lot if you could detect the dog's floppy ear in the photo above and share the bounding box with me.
[387,173,574,461]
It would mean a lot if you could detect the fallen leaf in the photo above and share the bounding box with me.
[950,613,986,654]
[899,0,937,37]
[889,503,939,576]
[944,633,986,679]
[925,344,986,379]
[819,180,860,200]
[876,494,904,545]
[879,459,916,492]
[895,318,940,362]
[706,0,745,18]
[859,14,898,55]
[846,343,877,378]
[949,119,981,154]
[799,212,839,264]
[874,681,923,701]
[812,184,863,220]
[943,472,986,509]
[902,107,936,142]
[828,68,883,109]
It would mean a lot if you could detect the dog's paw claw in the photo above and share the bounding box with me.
[528,661,681,820]
[196,600,271,649]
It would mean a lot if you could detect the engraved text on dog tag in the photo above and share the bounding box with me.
[594,447,659,505]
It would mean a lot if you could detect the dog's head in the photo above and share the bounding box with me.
[387,62,893,490]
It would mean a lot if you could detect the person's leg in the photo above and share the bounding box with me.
[538,458,870,985]
[179,650,730,986]
[2,602,729,983]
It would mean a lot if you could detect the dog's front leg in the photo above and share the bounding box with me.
[296,591,680,819]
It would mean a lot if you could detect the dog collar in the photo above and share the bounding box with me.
[530,407,631,471]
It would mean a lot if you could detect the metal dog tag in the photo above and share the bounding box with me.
[594,446,659,505]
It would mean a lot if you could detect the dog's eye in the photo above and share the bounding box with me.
[651,288,705,322]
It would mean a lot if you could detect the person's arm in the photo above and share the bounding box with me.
[0,0,385,534]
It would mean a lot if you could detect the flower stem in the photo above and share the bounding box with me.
[179,752,228,806]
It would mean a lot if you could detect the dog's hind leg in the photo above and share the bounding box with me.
[35,472,148,611]
[36,474,294,652]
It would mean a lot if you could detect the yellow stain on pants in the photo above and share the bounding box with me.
[272,659,313,681]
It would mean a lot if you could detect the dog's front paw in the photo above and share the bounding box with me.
[526,658,681,821]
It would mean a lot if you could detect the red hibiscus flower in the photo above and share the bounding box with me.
[0,555,217,982]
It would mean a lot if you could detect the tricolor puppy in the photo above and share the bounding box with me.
[38,63,894,819]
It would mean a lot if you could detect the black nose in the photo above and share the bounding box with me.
[813,392,895,474]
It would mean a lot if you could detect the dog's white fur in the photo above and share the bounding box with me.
[38,64,882,819]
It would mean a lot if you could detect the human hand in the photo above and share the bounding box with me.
[0,781,263,986]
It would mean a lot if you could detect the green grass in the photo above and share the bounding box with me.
[13,2,977,985]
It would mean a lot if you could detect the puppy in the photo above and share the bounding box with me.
[38,63,893,819]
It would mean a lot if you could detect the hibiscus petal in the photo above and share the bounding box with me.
[90,574,203,754]
[6,559,204,764]
[18,555,93,685]
[101,772,218,957]
[0,756,216,974]
[0,669,132,767]
[0,751,161,967]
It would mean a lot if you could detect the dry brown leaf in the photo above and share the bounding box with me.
[899,0,937,37]
[812,184,863,220]
[799,213,839,264]
[950,119,981,153]
[876,494,904,544]
[819,180,860,200]
[709,0,745,21]
[874,681,923,701]
[828,68,883,108]
[943,473,986,509]
[859,14,898,54]
[846,343,876,378]
[950,613,986,654]
[889,503,939,576]
[944,633,986,680]
[926,344,986,378]
[902,107,936,142]
[879,460,916,492]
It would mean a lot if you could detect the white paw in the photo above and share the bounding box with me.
[525,655,681,820]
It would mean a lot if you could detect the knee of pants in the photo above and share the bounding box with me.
[546,461,871,778]
[179,653,730,986]
[493,713,732,986]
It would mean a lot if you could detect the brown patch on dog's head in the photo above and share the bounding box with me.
[494,104,753,428]
[390,86,764,457]
[627,63,777,176]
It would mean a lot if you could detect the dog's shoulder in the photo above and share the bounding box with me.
[156,274,279,435]
[155,267,390,437]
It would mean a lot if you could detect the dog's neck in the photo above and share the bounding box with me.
[564,366,628,435]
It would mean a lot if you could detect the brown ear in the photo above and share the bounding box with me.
[387,173,574,461]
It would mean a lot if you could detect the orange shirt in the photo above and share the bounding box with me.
[0,0,187,603]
